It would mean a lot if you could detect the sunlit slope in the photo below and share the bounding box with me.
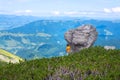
[0,48,24,63]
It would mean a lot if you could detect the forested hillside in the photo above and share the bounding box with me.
[0,46,120,80]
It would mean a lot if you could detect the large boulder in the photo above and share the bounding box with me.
[64,24,98,53]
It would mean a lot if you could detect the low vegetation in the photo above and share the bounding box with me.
[0,46,120,80]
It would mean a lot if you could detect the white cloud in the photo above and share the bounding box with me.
[64,11,96,16]
[15,9,32,13]
[112,7,120,12]
[50,11,99,17]
[52,11,60,15]
[25,10,32,13]
[64,11,78,15]
[14,9,32,15]
[103,8,112,13]
[104,7,120,13]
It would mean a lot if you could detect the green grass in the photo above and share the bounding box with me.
[0,61,7,67]
[0,46,120,80]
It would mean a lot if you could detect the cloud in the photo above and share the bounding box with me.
[15,9,32,13]
[14,9,32,15]
[64,11,78,15]
[25,10,32,13]
[51,11,60,15]
[51,11,99,17]
[103,8,112,13]
[104,7,120,13]
[64,11,96,16]
[0,9,32,15]
[112,7,120,12]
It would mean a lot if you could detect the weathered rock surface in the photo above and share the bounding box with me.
[104,46,115,50]
[64,24,98,53]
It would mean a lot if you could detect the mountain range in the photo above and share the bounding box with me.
[0,14,40,30]
[0,15,120,59]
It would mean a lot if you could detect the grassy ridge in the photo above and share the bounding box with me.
[0,46,120,80]
[0,48,24,62]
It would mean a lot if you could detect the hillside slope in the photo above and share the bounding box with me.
[0,46,119,80]
[0,48,24,63]
[0,19,120,59]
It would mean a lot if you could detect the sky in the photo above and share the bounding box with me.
[0,0,120,19]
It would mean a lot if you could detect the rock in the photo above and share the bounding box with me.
[64,24,98,53]
[104,46,115,50]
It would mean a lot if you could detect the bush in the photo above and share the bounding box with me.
[0,46,120,80]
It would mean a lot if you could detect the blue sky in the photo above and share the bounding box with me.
[0,0,120,19]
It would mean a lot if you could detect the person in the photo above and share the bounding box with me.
[66,44,71,55]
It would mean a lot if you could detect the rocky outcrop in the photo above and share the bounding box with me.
[64,24,98,53]
[104,46,115,50]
